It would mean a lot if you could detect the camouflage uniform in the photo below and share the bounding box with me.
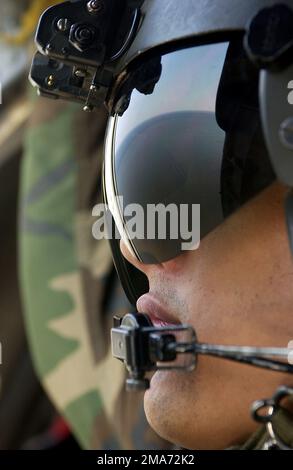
[19,94,171,450]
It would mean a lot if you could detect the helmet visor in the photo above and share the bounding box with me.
[104,40,274,265]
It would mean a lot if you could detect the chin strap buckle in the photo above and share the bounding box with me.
[251,385,293,450]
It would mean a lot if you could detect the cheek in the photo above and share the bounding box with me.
[175,199,292,344]
[144,357,260,449]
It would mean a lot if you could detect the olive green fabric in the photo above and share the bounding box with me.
[19,95,170,450]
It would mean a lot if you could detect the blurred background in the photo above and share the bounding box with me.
[0,0,75,449]
[0,0,170,452]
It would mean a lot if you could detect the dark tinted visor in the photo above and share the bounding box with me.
[104,39,275,265]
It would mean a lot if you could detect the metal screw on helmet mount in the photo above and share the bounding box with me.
[69,22,99,51]
[87,0,105,15]
[57,18,70,32]
[45,74,55,87]
[74,68,87,78]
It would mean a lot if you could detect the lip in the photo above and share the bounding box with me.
[136,293,180,327]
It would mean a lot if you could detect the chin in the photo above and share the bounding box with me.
[143,368,249,450]
[143,370,201,449]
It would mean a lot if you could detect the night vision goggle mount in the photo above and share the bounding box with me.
[29,1,293,113]
[112,314,293,392]
[30,0,143,111]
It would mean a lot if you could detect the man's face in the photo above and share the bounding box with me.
[120,182,293,449]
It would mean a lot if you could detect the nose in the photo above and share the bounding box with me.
[120,239,152,275]
[120,239,183,278]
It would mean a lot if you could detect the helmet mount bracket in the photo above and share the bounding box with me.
[30,0,143,111]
